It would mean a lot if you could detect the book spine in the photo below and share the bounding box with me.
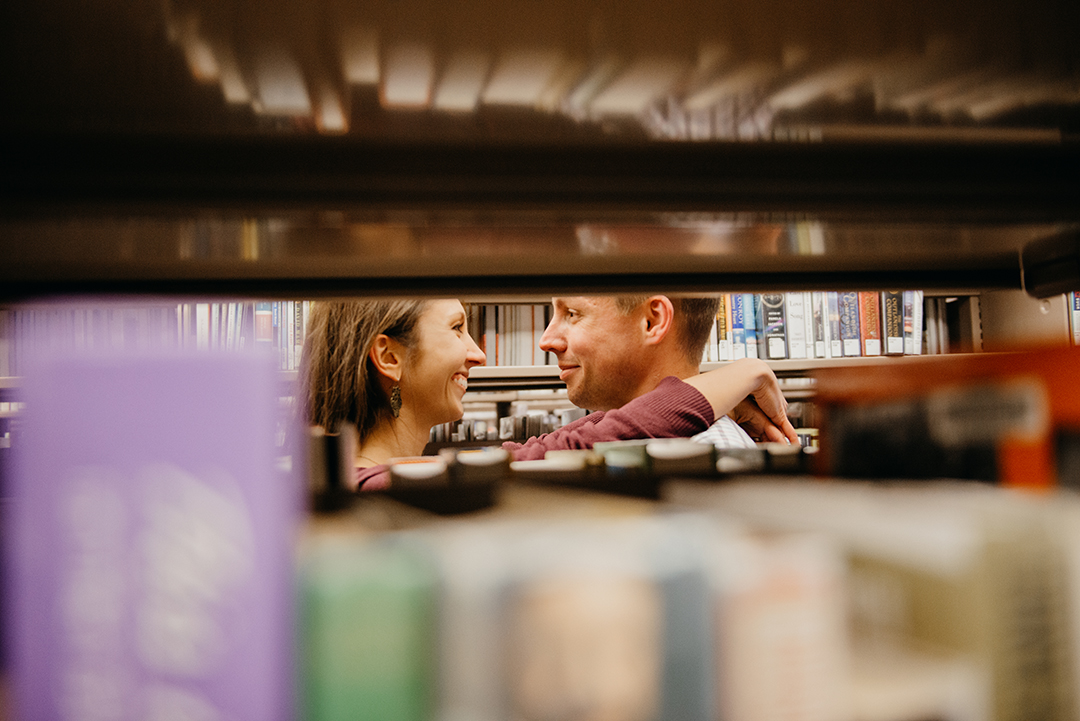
[910,291,924,355]
[812,291,827,358]
[760,294,788,360]
[484,305,498,366]
[533,304,546,365]
[838,292,861,357]
[293,301,303,369]
[859,292,882,356]
[717,295,731,362]
[731,294,746,360]
[196,303,210,351]
[0,309,11,378]
[705,309,718,363]
[285,301,295,371]
[784,292,807,359]
[803,291,815,360]
[882,291,905,355]
[743,293,759,361]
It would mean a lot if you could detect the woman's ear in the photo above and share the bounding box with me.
[368,334,404,383]
[641,295,675,345]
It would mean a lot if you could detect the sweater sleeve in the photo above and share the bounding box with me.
[502,376,715,461]
[355,465,390,492]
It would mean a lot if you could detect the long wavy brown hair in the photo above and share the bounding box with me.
[300,299,429,443]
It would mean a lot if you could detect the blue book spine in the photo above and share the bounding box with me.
[838,292,862,357]
[826,292,843,358]
[730,294,746,359]
[743,293,758,360]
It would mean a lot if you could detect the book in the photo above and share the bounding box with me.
[760,294,787,360]
[534,304,549,365]
[708,515,852,721]
[858,292,882,356]
[743,294,759,361]
[730,294,746,359]
[1073,292,1080,346]
[484,304,498,366]
[667,479,1067,721]
[826,292,842,358]
[300,535,437,721]
[838,292,861,357]
[196,302,211,351]
[784,292,807,359]
[255,301,273,349]
[908,290,924,355]
[811,291,827,358]
[705,309,718,363]
[8,344,295,721]
[881,291,905,355]
[810,344,1080,488]
[293,301,305,366]
[716,295,731,362]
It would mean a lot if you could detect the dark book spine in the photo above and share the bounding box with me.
[882,291,904,355]
[760,293,788,360]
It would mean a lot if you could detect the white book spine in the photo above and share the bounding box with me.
[785,292,807,359]
[196,303,210,351]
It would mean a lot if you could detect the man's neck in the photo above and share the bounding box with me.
[619,358,700,408]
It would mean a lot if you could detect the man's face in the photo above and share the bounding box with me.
[539,297,647,411]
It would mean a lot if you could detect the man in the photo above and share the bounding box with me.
[539,295,797,444]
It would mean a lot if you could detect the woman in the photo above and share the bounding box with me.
[302,298,794,491]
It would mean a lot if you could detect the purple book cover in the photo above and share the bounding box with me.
[7,343,297,721]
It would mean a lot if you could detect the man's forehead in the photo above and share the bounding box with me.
[551,296,615,308]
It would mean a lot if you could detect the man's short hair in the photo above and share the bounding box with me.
[614,295,721,366]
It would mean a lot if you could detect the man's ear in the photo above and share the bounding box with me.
[368,334,404,383]
[641,295,675,346]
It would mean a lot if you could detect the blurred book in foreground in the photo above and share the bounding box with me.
[811,346,1080,489]
[6,344,297,720]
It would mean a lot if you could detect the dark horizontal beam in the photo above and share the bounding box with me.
[3,134,1080,223]
[0,254,1021,302]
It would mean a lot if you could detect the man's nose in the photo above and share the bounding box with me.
[538,320,564,353]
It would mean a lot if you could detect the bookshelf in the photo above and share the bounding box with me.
[3,0,1080,718]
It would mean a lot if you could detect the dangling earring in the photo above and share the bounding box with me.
[390,385,402,418]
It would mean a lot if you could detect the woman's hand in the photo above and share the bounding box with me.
[683,358,799,443]
[730,397,799,443]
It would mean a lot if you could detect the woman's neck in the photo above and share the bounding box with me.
[356,416,430,467]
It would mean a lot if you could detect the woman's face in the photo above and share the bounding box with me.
[401,299,486,428]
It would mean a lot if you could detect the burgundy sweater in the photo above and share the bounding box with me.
[354,376,714,491]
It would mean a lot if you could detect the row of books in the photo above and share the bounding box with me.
[302,475,1080,721]
[464,303,555,367]
[301,505,852,721]
[428,406,590,445]
[666,478,1080,721]
[460,292,927,369]
[0,290,935,384]
[706,290,926,362]
[0,300,311,376]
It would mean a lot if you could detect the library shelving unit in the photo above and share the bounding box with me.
[3,1,1080,720]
